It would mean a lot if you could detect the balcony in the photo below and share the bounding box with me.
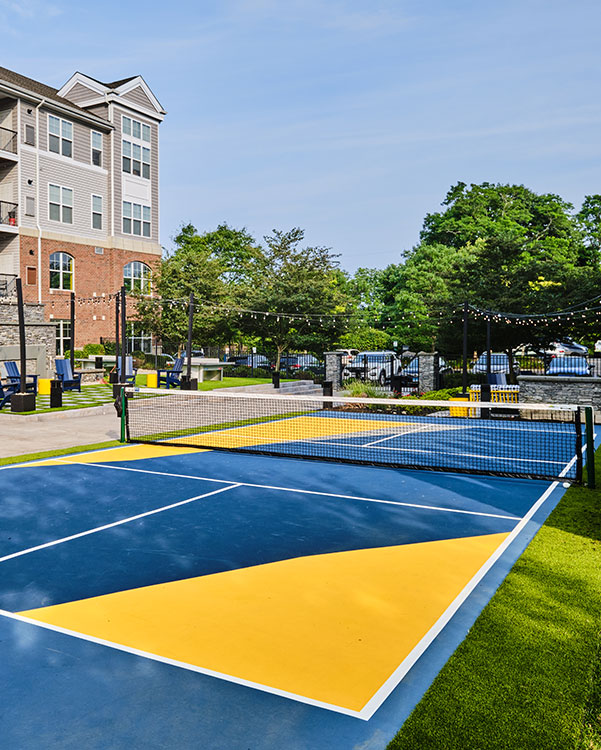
[0,273,16,298]
[0,201,18,234]
[0,126,17,163]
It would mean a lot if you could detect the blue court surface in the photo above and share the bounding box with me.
[0,443,580,749]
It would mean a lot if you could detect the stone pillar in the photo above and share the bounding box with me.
[418,351,439,393]
[324,351,343,389]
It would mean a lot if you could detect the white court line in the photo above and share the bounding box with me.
[302,439,568,467]
[31,457,520,521]
[0,484,240,564]
[362,424,434,447]
[0,606,365,719]
[0,439,592,720]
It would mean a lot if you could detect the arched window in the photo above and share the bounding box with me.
[49,251,73,290]
[123,261,151,294]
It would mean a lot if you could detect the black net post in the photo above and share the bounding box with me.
[16,277,26,393]
[480,383,491,419]
[575,408,583,484]
[585,406,596,488]
[186,292,194,381]
[462,301,469,395]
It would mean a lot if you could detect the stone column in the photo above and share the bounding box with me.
[418,351,439,393]
[324,351,343,389]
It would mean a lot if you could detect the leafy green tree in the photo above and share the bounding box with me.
[336,327,391,351]
[134,223,260,353]
[240,228,352,368]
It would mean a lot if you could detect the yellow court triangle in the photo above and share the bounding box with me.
[19,532,509,712]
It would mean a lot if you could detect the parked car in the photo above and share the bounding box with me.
[545,339,588,356]
[546,356,592,376]
[279,354,323,374]
[333,348,359,366]
[400,356,452,385]
[227,354,271,369]
[471,352,520,375]
[344,351,399,385]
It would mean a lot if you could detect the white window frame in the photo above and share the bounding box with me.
[123,261,151,294]
[121,114,151,180]
[122,201,151,238]
[48,183,74,224]
[91,194,103,230]
[91,130,103,167]
[127,322,152,354]
[55,319,72,356]
[49,252,74,291]
[48,114,73,158]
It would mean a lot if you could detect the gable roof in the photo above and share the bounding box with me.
[0,66,112,128]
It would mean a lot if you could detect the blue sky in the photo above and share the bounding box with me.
[2,0,600,272]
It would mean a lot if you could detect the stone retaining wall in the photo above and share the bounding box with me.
[518,375,601,419]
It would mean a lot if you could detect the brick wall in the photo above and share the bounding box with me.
[19,236,160,347]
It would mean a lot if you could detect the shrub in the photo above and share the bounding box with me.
[343,380,389,399]
[394,387,464,415]
[82,343,105,356]
[228,366,272,379]
[62,349,84,361]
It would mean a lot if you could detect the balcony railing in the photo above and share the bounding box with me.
[0,126,17,155]
[0,201,17,227]
[0,273,17,297]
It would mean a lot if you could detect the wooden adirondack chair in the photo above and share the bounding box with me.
[55,359,82,392]
[157,357,184,389]
[4,361,38,393]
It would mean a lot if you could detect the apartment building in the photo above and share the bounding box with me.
[0,67,165,354]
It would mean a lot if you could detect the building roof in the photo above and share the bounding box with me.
[0,66,89,113]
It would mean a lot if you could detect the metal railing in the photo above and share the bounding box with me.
[0,126,17,155]
[0,273,17,297]
[0,201,17,227]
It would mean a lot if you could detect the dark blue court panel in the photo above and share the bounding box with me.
[0,463,224,557]
[0,481,517,612]
[103,449,552,518]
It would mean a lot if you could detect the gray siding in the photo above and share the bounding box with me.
[63,82,97,104]
[121,86,155,112]
[0,163,17,204]
[0,234,19,275]
[85,103,109,121]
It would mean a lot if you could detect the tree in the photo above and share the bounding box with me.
[380,182,601,354]
[240,228,352,368]
[134,223,260,353]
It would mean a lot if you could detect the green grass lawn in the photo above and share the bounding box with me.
[387,456,601,749]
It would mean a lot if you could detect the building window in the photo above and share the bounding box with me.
[49,251,74,290]
[92,195,102,230]
[91,131,102,167]
[25,196,35,216]
[123,261,151,294]
[24,124,35,145]
[122,115,151,180]
[48,115,72,158]
[55,320,71,356]
[49,184,73,224]
[127,322,152,354]
[122,202,151,237]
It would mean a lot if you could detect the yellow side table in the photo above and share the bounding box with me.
[146,372,158,388]
[448,397,469,417]
[38,378,52,395]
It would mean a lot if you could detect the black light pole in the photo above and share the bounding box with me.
[486,315,491,378]
[69,291,75,376]
[462,301,469,395]
[11,278,35,412]
[17,278,27,393]
[120,285,127,383]
[186,292,193,381]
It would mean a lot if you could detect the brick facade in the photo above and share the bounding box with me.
[19,235,160,347]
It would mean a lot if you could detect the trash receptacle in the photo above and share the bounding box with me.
[50,379,62,408]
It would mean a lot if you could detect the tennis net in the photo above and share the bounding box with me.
[123,388,589,483]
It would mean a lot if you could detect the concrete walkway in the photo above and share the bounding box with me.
[0,406,120,459]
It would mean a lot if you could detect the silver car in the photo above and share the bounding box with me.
[344,351,399,386]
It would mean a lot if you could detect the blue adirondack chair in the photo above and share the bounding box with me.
[0,379,19,409]
[116,356,138,385]
[55,359,82,392]
[4,361,38,393]
[157,357,184,389]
